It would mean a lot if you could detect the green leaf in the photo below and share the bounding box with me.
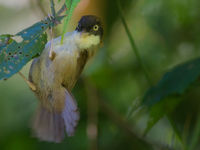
[142,57,200,147]
[188,113,200,150]
[143,57,200,106]
[144,97,181,135]
[0,16,63,80]
[61,0,80,43]
[144,97,187,149]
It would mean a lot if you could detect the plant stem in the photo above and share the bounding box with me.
[116,1,186,149]
[116,0,152,86]
[61,0,73,44]
[57,4,67,16]
[50,0,56,17]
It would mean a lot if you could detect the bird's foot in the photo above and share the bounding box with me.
[18,72,36,91]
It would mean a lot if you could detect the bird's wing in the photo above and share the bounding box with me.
[75,49,89,79]
[61,49,89,90]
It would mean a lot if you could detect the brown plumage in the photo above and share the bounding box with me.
[28,15,103,142]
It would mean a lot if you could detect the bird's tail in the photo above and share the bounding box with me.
[32,90,80,143]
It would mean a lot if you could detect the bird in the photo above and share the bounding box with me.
[28,15,103,143]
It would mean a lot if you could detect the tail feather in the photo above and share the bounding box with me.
[32,90,79,142]
[62,90,80,136]
[32,106,65,142]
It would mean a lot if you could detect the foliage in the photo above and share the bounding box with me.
[61,0,80,43]
[0,23,47,80]
[143,57,200,106]
[1,0,200,150]
[141,57,200,142]
[0,0,81,80]
[144,97,182,135]
[0,1,68,80]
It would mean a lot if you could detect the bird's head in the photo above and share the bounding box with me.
[75,15,103,49]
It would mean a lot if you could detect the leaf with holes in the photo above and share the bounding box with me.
[0,16,63,80]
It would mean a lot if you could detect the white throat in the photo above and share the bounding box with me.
[74,31,101,49]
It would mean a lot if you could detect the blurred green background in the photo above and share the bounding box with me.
[1,0,200,150]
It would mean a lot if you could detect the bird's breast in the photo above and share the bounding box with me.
[50,48,89,90]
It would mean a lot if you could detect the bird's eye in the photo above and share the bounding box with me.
[93,25,99,31]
